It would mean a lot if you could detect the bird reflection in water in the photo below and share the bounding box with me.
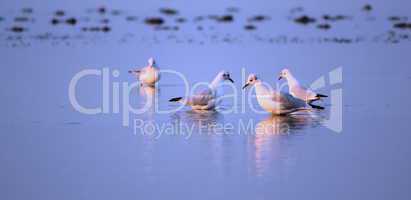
[170,110,223,135]
[136,85,159,183]
[139,86,159,118]
[170,110,228,175]
[251,112,322,177]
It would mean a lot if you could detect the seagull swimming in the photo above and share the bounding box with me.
[243,74,310,115]
[128,57,160,86]
[278,68,327,109]
[169,71,234,110]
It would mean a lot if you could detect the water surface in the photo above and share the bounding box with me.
[1,0,411,200]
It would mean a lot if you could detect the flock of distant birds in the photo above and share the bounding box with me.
[129,58,327,115]
[1,4,411,46]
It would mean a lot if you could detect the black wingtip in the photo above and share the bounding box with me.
[316,93,328,98]
[309,103,325,110]
[169,97,183,102]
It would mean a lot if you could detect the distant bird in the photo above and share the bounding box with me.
[169,71,234,110]
[128,57,160,86]
[243,74,310,115]
[278,69,327,109]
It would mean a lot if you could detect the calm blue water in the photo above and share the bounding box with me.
[1,1,411,200]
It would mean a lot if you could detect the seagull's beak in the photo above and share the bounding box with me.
[278,75,282,80]
[228,77,234,83]
[242,83,249,89]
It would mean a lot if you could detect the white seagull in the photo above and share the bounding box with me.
[243,74,310,115]
[278,68,327,109]
[128,57,160,86]
[169,71,234,110]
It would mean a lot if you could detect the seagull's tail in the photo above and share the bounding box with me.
[309,93,328,103]
[316,93,328,98]
[308,103,325,110]
[128,70,141,76]
[169,97,183,102]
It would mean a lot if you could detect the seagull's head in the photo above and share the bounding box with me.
[148,57,156,67]
[278,68,291,80]
[242,74,258,89]
[218,71,234,83]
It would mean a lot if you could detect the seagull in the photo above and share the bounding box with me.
[169,71,234,110]
[128,57,160,86]
[278,68,327,109]
[242,74,310,115]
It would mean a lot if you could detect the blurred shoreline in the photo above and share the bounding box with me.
[0,4,410,47]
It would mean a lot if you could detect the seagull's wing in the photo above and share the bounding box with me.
[188,94,214,106]
[272,91,306,109]
[300,85,318,99]
[187,88,215,106]
[291,84,318,101]
[198,87,213,96]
